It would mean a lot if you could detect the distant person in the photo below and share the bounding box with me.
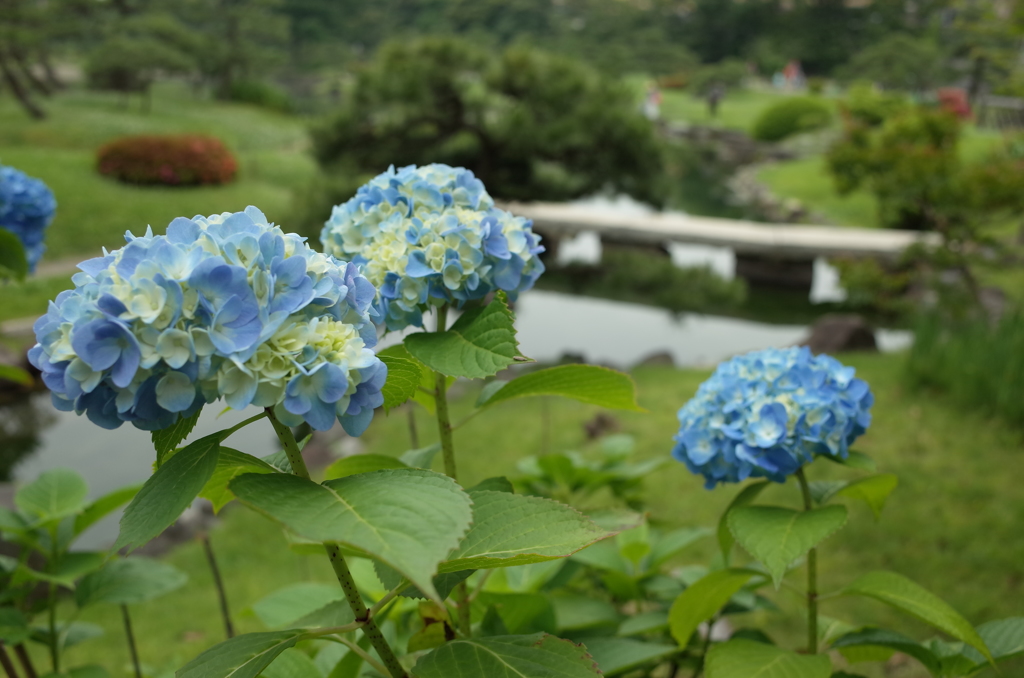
[707,83,725,118]
[783,60,805,90]
[772,71,786,90]
[642,84,662,121]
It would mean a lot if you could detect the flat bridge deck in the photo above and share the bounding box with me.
[505,202,939,259]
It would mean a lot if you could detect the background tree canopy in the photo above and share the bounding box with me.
[312,37,667,205]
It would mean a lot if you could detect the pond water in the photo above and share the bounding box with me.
[1,200,912,548]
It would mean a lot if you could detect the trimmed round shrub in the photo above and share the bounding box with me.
[752,97,833,142]
[96,135,238,186]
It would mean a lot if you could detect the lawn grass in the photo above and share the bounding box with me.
[0,83,318,260]
[0,275,74,323]
[659,88,838,135]
[41,354,1024,678]
[757,156,880,228]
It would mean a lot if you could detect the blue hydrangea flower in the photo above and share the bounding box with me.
[0,165,57,272]
[320,164,546,330]
[28,206,385,435]
[672,347,874,488]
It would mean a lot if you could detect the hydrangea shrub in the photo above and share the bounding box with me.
[321,163,545,330]
[0,164,57,272]
[28,206,384,433]
[673,346,873,487]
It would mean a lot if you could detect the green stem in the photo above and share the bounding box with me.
[0,644,19,678]
[265,409,408,678]
[431,306,472,638]
[121,606,142,678]
[201,533,235,639]
[796,468,818,654]
[692,614,716,678]
[47,583,57,673]
[13,645,35,678]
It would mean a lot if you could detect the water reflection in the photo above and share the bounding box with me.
[0,396,54,481]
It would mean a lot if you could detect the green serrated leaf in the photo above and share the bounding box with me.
[399,444,441,469]
[808,480,848,505]
[651,527,712,568]
[706,639,832,678]
[978,617,1024,662]
[76,558,187,608]
[728,505,848,588]
[404,292,523,378]
[414,633,602,677]
[669,568,761,647]
[250,583,351,629]
[74,484,141,536]
[152,409,203,466]
[16,469,89,524]
[826,450,876,472]
[230,469,472,603]
[322,454,408,480]
[836,474,898,520]
[830,628,940,674]
[380,354,422,413]
[618,611,669,637]
[478,364,643,412]
[584,637,678,676]
[260,648,323,678]
[842,571,993,663]
[0,228,28,282]
[477,592,557,635]
[467,477,515,493]
[200,448,277,513]
[25,551,105,588]
[116,433,221,552]
[439,490,610,573]
[718,481,770,563]
[176,630,308,678]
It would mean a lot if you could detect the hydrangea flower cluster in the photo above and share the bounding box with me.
[0,165,57,272]
[29,207,386,434]
[321,164,545,330]
[672,347,874,488]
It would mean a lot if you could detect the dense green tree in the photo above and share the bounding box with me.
[839,33,945,91]
[85,13,198,109]
[312,37,666,205]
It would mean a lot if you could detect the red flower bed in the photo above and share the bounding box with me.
[97,135,238,186]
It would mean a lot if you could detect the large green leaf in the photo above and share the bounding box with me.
[380,354,422,412]
[669,569,761,647]
[836,475,898,520]
[152,409,202,466]
[478,365,643,412]
[842,571,993,662]
[718,481,770,562]
[0,607,30,644]
[116,432,222,552]
[978,617,1024,662]
[438,490,610,573]
[75,557,187,608]
[322,454,408,480]
[399,443,441,469]
[413,633,603,677]
[705,639,832,678]
[0,228,28,282]
[830,628,940,674]
[25,551,105,588]
[230,469,472,603]
[15,469,89,524]
[379,345,447,414]
[477,592,557,635]
[584,638,677,676]
[552,595,621,632]
[728,505,848,587]
[260,648,322,678]
[250,583,352,629]
[199,448,277,513]
[404,292,523,378]
[74,484,141,536]
[176,630,307,678]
